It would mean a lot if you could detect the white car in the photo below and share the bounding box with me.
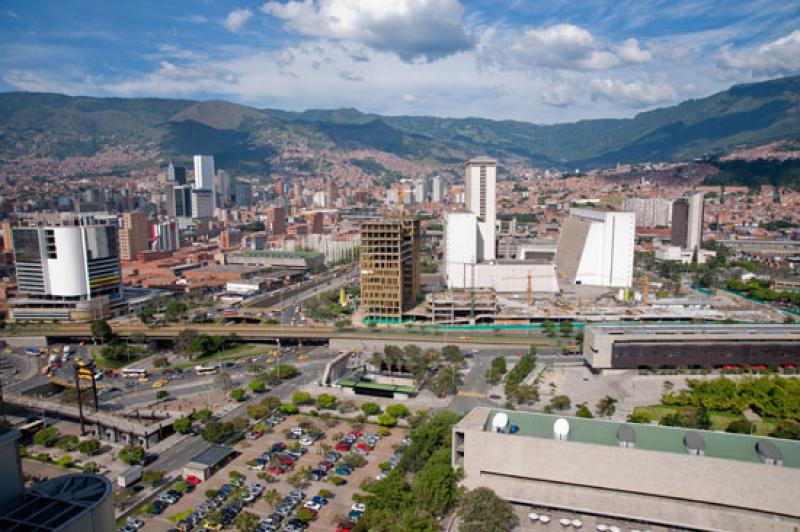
[303,501,321,512]
[351,503,366,513]
[299,436,315,446]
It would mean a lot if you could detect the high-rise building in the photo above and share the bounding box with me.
[191,189,214,219]
[9,213,122,321]
[151,219,179,251]
[360,217,420,323]
[166,160,187,185]
[671,192,704,251]
[193,155,216,209]
[413,177,428,204]
[431,175,444,203]
[118,211,150,262]
[293,181,302,200]
[268,207,287,235]
[622,198,673,227]
[306,212,324,234]
[235,181,253,207]
[216,170,233,208]
[464,157,497,261]
[166,185,193,219]
[326,178,336,207]
[554,208,635,288]
[313,191,329,208]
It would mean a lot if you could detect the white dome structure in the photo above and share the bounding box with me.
[491,412,509,433]
[553,418,570,440]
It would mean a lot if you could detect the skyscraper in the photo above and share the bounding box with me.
[193,155,216,209]
[360,217,420,323]
[671,192,704,251]
[167,160,187,185]
[167,185,193,219]
[191,189,214,219]
[431,175,444,203]
[464,157,497,261]
[216,170,233,208]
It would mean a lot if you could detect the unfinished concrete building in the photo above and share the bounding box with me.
[360,217,420,323]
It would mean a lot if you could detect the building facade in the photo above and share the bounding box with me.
[193,154,216,209]
[622,198,673,227]
[671,192,704,251]
[119,211,149,261]
[360,217,420,323]
[464,157,497,261]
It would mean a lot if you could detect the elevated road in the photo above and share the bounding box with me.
[46,323,546,347]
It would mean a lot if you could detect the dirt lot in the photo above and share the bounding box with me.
[142,416,408,531]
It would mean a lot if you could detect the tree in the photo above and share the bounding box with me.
[118,444,145,465]
[412,448,459,516]
[248,379,266,394]
[260,396,282,411]
[509,384,539,405]
[576,403,593,418]
[202,421,234,443]
[137,303,155,326]
[386,404,410,418]
[230,388,246,402]
[549,395,571,411]
[77,438,101,456]
[334,318,351,330]
[315,394,337,410]
[33,427,60,447]
[142,470,164,486]
[490,356,507,374]
[296,509,316,522]
[377,414,397,427]
[441,345,463,364]
[175,329,198,358]
[152,355,169,368]
[770,420,800,440]
[428,364,461,396]
[192,408,213,422]
[247,403,269,420]
[173,417,192,434]
[234,511,260,532]
[458,487,516,532]
[280,403,299,415]
[595,395,618,417]
[361,402,381,416]
[90,319,112,344]
[291,391,312,405]
[156,390,170,403]
[559,320,573,336]
[56,435,79,451]
[263,489,281,507]
[726,418,756,434]
[83,461,99,473]
[627,411,653,424]
[164,300,188,322]
[542,320,557,337]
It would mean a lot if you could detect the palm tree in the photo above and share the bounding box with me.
[370,352,384,373]
[263,489,281,508]
[318,442,332,457]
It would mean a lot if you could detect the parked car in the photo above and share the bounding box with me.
[335,466,352,476]
[185,475,202,485]
[245,431,262,440]
[351,503,366,513]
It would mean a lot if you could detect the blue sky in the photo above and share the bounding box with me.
[1,0,798,122]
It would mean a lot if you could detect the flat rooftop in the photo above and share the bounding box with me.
[231,250,321,259]
[588,323,800,337]
[480,409,800,469]
[187,444,235,467]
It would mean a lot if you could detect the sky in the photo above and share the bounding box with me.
[1,0,799,123]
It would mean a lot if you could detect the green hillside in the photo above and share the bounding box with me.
[1,75,799,173]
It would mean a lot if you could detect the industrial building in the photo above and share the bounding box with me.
[554,208,635,288]
[9,213,122,321]
[360,217,420,323]
[453,407,800,532]
[225,249,324,271]
[583,323,800,370]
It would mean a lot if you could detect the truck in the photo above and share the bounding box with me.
[62,345,76,362]
[117,466,143,488]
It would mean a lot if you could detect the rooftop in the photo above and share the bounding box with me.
[187,444,235,467]
[482,409,800,469]
[232,249,322,259]
[589,323,800,337]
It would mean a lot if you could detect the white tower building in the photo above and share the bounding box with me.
[193,155,216,209]
[464,158,497,261]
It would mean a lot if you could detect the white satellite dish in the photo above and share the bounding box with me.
[491,412,509,433]
[553,418,570,440]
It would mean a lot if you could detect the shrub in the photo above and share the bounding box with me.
[35,452,51,462]
[377,414,397,427]
[280,403,299,415]
[142,470,164,485]
[173,417,193,434]
[205,489,219,498]
[316,394,337,410]
[385,404,410,418]
[56,435,79,451]
[361,402,381,416]
[118,444,145,465]
[549,395,571,411]
[56,455,73,468]
[192,409,213,422]
[248,380,266,394]
[318,489,333,499]
[33,427,60,447]
[575,404,593,418]
[726,418,756,434]
[229,388,246,402]
[329,475,346,486]
[627,411,653,424]
[297,508,316,522]
[173,480,190,493]
[291,391,312,405]
[377,427,391,437]
[83,461,99,473]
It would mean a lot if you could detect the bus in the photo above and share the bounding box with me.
[122,368,148,378]
[195,364,221,376]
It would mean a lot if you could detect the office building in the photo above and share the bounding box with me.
[313,191,329,208]
[465,157,497,261]
[431,175,444,203]
[151,219,179,252]
[166,160,186,185]
[326,178,336,207]
[191,189,214,219]
[166,185,193,219]
[118,211,150,261]
[413,176,427,204]
[554,208,635,288]
[671,192,704,251]
[193,155,216,209]
[235,181,253,208]
[453,407,800,532]
[268,207,287,235]
[306,212,324,235]
[9,213,122,321]
[622,198,672,227]
[360,217,420,323]
[216,170,233,208]
[583,323,800,370]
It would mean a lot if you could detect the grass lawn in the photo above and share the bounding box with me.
[90,345,147,369]
[175,343,274,368]
[632,404,777,436]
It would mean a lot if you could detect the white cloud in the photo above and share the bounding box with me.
[717,30,800,78]
[498,24,651,71]
[223,8,253,33]
[541,83,578,107]
[261,0,473,61]
[589,78,677,107]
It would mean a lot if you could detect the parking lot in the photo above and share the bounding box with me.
[141,416,408,531]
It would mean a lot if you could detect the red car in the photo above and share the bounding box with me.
[335,442,352,452]
[318,460,333,470]
[348,431,362,439]
[268,464,289,474]
[185,475,202,485]
[355,443,371,452]
[279,456,294,466]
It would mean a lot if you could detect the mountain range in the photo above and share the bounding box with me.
[1,75,799,174]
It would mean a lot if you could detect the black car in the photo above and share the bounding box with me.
[286,518,309,529]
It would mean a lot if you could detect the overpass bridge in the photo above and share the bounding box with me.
[43,323,546,347]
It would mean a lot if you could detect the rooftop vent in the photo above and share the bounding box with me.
[684,431,705,456]
[553,418,570,441]
[756,440,783,466]
[491,412,509,433]
[617,424,636,448]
